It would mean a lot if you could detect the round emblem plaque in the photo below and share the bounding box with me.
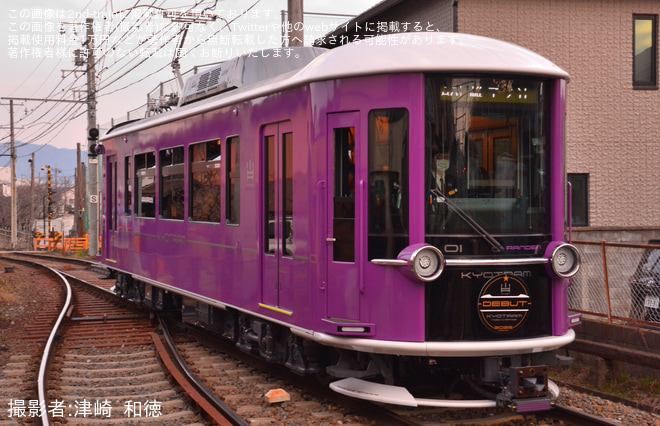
[477,275,531,333]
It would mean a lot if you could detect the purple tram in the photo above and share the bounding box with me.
[99,32,581,411]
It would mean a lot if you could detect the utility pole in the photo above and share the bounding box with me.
[29,152,34,234]
[9,100,17,249]
[43,165,52,234]
[85,17,100,257]
[2,95,83,246]
[286,0,304,47]
[75,143,84,237]
[0,99,23,249]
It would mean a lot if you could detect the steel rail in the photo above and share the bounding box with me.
[551,404,624,426]
[10,253,241,425]
[570,338,660,370]
[156,314,250,426]
[36,265,73,426]
[0,253,74,425]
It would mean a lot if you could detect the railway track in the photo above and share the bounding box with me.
[44,284,202,424]
[165,307,638,426]
[0,253,243,425]
[1,252,657,426]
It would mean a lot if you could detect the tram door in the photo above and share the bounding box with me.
[261,122,294,311]
[105,156,118,262]
[326,112,360,320]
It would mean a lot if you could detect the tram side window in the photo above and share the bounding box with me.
[282,132,293,257]
[160,146,185,220]
[190,140,222,223]
[333,127,356,262]
[135,152,156,218]
[368,108,409,260]
[226,136,240,225]
[124,156,132,215]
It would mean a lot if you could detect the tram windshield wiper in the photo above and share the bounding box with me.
[430,188,505,253]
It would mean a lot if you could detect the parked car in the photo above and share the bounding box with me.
[629,239,660,322]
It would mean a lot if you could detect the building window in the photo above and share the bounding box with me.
[190,140,222,222]
[135,152,156,218]
[226,136,240,225]
[568,174,588,227]
[160,147,185,220]
[633,14,658,89]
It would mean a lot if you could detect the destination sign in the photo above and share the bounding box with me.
[438,79,539,104]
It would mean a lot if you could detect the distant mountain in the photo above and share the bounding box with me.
[0,142,79,182]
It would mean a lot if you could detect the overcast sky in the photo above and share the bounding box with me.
[0,0,381,169]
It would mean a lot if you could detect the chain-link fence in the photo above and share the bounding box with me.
[570,241,660,324]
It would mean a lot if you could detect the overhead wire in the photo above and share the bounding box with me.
[98,9,180,86]
[0,1,196,173]
[7,0,195,128]
[99,0,262,97]
[18,106,87,159]
[0,15,99,146]
[4,0,256,154]
[0,0,138,141]
[8,57,48,97]
[1,0,152,148]
[97,0,220,93]
[1,74,86,146]
[96,0,218,82]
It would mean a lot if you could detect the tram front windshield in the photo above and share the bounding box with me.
[425,75,550,237]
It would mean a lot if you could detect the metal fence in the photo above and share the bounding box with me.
[570,241,660,324]
[0,228,655,324]
[0,227,33,250]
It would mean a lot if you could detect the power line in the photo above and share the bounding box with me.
[97,0,218,93]
[99,0,262,97]
[0,80,85,146]
[2,0,256,153]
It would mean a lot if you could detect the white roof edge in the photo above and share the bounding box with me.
[299,32,569,82]
[103,32,568,140]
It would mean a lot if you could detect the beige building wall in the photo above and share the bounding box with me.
[457,0,660,231]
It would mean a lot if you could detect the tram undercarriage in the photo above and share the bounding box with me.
[111,271,571,412]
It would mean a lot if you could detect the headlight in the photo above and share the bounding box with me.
[549,243,581,278]
[408,245,445,282]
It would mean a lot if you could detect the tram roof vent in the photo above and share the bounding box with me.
[180,46,327,106]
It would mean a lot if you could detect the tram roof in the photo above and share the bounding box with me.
[301,32,569,81]
[103,32,568,139]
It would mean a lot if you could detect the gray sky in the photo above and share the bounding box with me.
[0,0,380,165]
